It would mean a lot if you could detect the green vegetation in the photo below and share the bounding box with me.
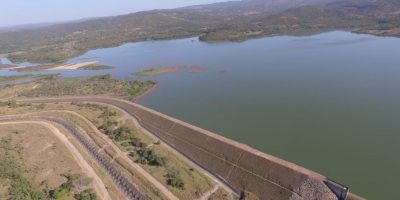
[134,67,180,77]
[49,174,80,199]
[135,68,164,77]
[79,64,112,70]
[1,0,399,63]
[0,99,33,110]
[127,80,156,98]
[165,172,185,190]
[56,103,168,200]
[20,74,156,100]
[6,99,17,108]
[74,103,219,199]
[96,107,167,168]
[74,189,97,200]
[97,107,146,148]
[96,107,166,167]
[135,147,166,167]
[0,135,46,200]
[100,125,146,148]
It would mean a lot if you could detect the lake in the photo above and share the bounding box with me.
[2,31,399,199]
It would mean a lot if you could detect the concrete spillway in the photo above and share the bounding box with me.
[20,96,364,200]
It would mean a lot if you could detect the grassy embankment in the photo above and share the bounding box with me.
[70,103,231,199]
[29,106,168,199]
[0,100,234,199]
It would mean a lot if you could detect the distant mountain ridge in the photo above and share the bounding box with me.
[0,0,398,63]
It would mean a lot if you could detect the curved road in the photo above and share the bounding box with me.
[0,121,111,200]
[0,115,147,200]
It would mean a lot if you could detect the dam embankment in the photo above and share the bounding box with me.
[19,96,363,200]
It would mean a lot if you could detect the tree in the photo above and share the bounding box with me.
[165,172,185,189]
[136,147,165,167]
[74,189,97,200]
[50,174,80,199]
[7,99,17,108]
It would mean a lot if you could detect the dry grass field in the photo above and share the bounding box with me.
[0,123,98,199]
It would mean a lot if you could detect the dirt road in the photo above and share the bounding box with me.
[197,185,219,200]
[0,121,112,200]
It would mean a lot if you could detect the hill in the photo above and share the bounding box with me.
[0,0,398,63]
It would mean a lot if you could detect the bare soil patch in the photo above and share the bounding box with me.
[47,61,99,70]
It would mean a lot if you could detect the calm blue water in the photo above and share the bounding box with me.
[1,31,400,199]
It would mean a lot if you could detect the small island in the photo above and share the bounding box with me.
[134,66,182,77]
[76,63,112,70]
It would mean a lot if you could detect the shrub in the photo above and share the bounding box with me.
[7,99,17,108]
[165,172,185,189]
[100,109,116,118]
[129,137,146,148]
[112,127,132,141]
[96,74,112,80]
[74,189,97,200]
[37,104,46,109]
[136,147,165,167]
[50,174,80,199]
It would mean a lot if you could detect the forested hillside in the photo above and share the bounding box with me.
[0,0,398,63]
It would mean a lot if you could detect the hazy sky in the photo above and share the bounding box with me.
[0,0,228,27]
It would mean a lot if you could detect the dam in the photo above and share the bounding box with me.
[21,96,364,200]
